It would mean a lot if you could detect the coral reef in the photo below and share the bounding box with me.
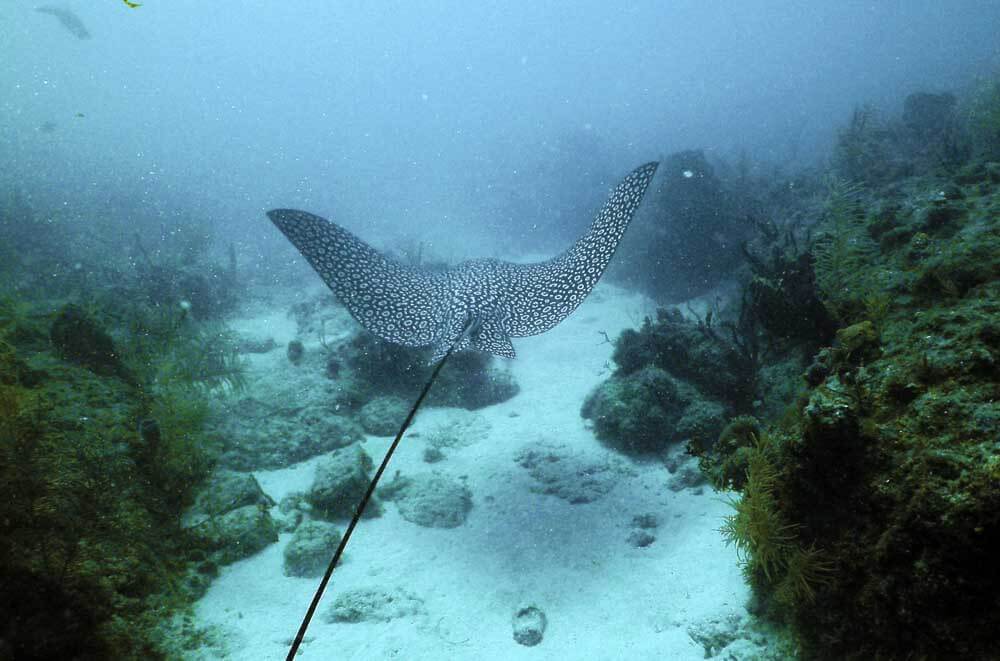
[686,611,789,659]
[0,305,228,656]
[963,79,1000,160]
[833,91,968,186]
[713,100,1000,657]
[581,366,689,454]
[0,188,240,321]
[0,199,242,655]
[612,307,760,411]
[719,432,834,613]
[185,504,278,565]
[181,469,278,566]
[182,469,273,526]
[594,83,1000,659]
[49,303,132,381]
[581,304,766,456]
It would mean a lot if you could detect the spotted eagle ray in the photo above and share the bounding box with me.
[268,161,658,360]
[270,161,658,659]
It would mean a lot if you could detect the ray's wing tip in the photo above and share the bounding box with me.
[266,208,296,223]
[625,161,659,187]
[266,209,327,232]
[265,209,286,227]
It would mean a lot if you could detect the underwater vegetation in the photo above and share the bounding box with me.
[585,80,1000,657]
[719,430,834,611]
[0,187,240,322]
[0,192,245,656]
[742,229,837,352]
[830,89,1000,189]
[0,328,209,657]
[581,304,762,455]
[809,180,880,324]
[693,85,1000,658]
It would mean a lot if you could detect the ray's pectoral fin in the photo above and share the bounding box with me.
[267,161,658,364]
[267,208,445,349]
[506,161,659,338]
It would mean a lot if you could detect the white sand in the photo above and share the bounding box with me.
[191,283,752,660]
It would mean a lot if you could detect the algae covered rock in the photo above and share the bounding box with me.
[307,445,382,520]
[336,331,519,410]
[686,613,776,659]
[697,415,762,491]
[432,353,520,409]
[186,505,278,565]
[273,492,306,533]
[282,520,342,577]
[236,334,276,354]
[358,395,409,436]
[612,149,747,302]
[708,160,1000,659]
[182,469,273,528]
[675,399,727,449]
[902,91,957,137]
[379,471,472,528]
[609,306,757,411]
[179,465,280,564]
[580,366,685,454]
[802,375,860,445]
[514,441,631,504]
[325,586,425,623]
[512,605,547,647]
[49,304,130,380]
[214,397,364,470]
[419,411,492,451]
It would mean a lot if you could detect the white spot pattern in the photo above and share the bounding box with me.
[267,161,658,360]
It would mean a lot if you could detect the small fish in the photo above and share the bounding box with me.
[122,0,141,8]
[36,6,91,40]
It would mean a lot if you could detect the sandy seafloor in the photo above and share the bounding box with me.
[189,281,757,660]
